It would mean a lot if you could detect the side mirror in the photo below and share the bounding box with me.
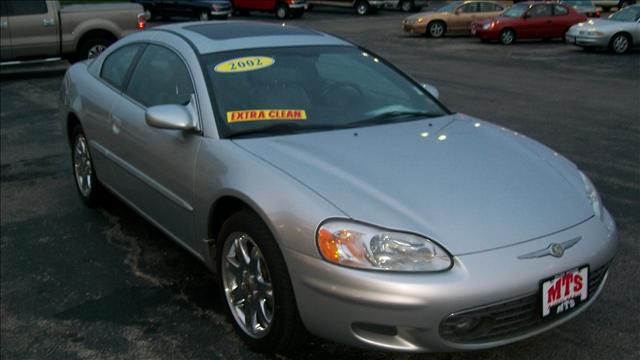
[422,83,439,99]
[145,104,195,130]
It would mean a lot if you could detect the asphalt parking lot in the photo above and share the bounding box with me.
[1,6,639,360]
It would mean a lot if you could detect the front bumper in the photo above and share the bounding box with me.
[471,24,500,40]
[403,21,427,34]
[286,213,617,352]
[565,33,610,48]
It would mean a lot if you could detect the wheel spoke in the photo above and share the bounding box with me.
[258,298,273,324]
[244,296,257,331]
[229,285,248,306]
[236,237,251,265]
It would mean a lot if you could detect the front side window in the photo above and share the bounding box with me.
[202,46,447,138]
[126,45,194,107]
[503,3,528,17]
[100,44,142,89]
[9,0,47,16]
[479,2,502,12]
[458,3,478,13]
[527,4,552,18]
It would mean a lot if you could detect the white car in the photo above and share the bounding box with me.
[565,4,640,53]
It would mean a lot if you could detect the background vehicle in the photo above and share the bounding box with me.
[565,4,640,53]
[132,0,232,21]
[0,0,144,62]
[472,2,587,44]
[386,0,429,12]
[403,1,511,37]
[594,0,620,11]
[562,0,602,18]
[232,0,306,19]
[307,0,388,16]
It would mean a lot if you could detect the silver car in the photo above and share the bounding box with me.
[59,21,618,354]
[565,4,640,53]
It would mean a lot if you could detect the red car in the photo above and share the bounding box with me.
[472,1,587,44]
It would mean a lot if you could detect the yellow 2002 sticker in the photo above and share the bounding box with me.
[227,109,307,123]
[214,56,275,73]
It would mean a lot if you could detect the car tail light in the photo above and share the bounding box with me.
[137,13,146,30]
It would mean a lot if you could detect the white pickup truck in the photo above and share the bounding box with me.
[0,0,144,63]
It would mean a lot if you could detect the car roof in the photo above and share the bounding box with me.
[153,21,352,54]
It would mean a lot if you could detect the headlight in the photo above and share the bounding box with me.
[482,22,494,30]
[579,171,603,221]
[417,17,425,24]
[317,220,452,272]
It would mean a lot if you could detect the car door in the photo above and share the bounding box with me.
[0,1,11,60]
[7,0,59,59]
[448,2,478,32]
[551,4,572,38]
[107,44,201,245]
[520,4,553,39]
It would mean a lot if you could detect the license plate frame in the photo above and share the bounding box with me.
[540,265,589,319]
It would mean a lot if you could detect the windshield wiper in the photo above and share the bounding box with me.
[227,123,344,139]
[349,111,441,127]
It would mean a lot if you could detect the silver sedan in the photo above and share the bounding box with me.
[59,21,617,354]
[565,4,640,53]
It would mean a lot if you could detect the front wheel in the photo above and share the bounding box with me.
[71,125,104,207]
[217,210,307,354]
[356,0,370,15]
[609,33,631,54]
[275,3,289,19]
[499,29,515,45]
[427,21,446,38]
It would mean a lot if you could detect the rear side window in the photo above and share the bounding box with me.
[527,4,552,18]
[479,2,503,12]
[554,5,569,16]
[458,3,478,13]
[126,45,194,107]
[9,0,47,16]
[101,44,142,89]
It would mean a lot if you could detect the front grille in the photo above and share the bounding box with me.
[440,263,610,343]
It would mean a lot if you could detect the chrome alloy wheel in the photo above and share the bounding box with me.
[612,34,629,54]
[73,134,93,197]
[87,44,107,59]
[222,232,274,339]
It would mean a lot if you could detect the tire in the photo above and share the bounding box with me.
[199,10,211,21]
[356,0,370,15]
[70,125,104,208]
[217,210,307,354]
[427,21,446,38]
[400,0,414,12]
[275,3,289,19]
[609,33,631,54]
[77,37,113,60]
[499,28,515,45]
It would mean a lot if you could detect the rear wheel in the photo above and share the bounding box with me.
[400,0,414,12]
[427,21,446,38]
[275,3,289,19]
[71,125,104,207]
[217,210,307,354]
[499,28,515,45]
[609,33,631,54]
[77,37,113,60]
[356,0,370,15]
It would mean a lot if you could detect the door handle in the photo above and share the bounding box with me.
[42,18,55,27]
[111,116,123,134]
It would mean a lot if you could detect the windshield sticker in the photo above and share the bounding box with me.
[214,56,275,73]
[227,109,307,123]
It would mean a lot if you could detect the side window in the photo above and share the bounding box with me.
[126,45,194,107]
[554,5,569,16]
[458,3,478,13]
[9,0,47,16]
[527,4,552,18]
[100,44,142,89]
[479,2,502,12]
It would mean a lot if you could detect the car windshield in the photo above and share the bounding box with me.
[609,5,640,21]
[437,1,462,12]
[202,46,447,138]
[502,3,528,17]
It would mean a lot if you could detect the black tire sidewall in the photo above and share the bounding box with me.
[216,210,305,354]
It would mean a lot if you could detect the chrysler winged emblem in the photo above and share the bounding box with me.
[518,236,582,259]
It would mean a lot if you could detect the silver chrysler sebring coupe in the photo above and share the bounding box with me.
[59,21,617,353]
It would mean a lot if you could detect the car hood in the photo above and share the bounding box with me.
[233,114,593,255]
[572,18,633,31]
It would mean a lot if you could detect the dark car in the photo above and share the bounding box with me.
[471,1,587,44]
[133,0,232,21]
[232,0,307,19]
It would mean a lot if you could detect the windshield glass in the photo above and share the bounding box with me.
[503,3,528,17]
[203,46,447,138]
[609,5,640,21]
[437,1,461,12]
